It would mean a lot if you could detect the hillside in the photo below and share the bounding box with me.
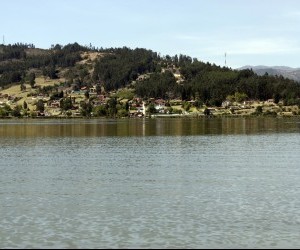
[238,65,300,82]
[1,42,300,119]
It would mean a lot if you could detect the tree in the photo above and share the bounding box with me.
[182,102,191,112]
[79,68,89,82]
[147,103,156,114]
[194,99,203,109]
[84,90,90,99]
[234,92,248,103]
[80,101,93,117]
[46,65,58,79]
[108,97,118,117]
[28,72,36,88]
[0,108,7,118]
[125,101,129,111]
[60,97,73,111]
[93,105,107,117]
[23,101,28,110]
[274,93,281,104]
[96,84,102,94]
[255,106,263,115]
[20,83,26,92]
[12,105,22,117]
[36,99,45,113]
[0,104,11,117]
[203,108,211,116]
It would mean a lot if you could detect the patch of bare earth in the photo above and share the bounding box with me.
[78,52,107,65]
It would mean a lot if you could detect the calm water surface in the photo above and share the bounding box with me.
[1,117,300,249]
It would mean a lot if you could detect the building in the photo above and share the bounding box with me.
[89,86,98,97]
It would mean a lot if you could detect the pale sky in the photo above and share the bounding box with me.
[2,0,300,68]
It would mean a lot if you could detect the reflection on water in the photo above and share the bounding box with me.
[1,118,300,248]
[0,117,300,137]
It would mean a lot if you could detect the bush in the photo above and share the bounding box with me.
[173,108,182,114]
[182,102,191,111]
[194,99,203,109]
[115,89,135,100]
[263,110,277,117]
[93,105,107,117]
[117,109,129,118]
[209,98,222,107]
[30,111,37,118]
[12,105,22,117]
[251,106,263,116]
[0,108,8,117]
[256,106,263,114]
[203,108,211,116]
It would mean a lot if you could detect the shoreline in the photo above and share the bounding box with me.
[1,113,300,120]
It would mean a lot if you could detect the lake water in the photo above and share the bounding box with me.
[1,117,300,249]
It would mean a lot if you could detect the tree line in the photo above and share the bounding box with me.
[136,60,300,106]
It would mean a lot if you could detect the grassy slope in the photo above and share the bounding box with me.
[1,78,64,110]
[0,50,99,110]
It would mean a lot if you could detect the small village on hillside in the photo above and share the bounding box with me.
[1,45,300,119]
[1,72,300,119]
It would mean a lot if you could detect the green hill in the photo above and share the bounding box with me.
[1,42,300,107]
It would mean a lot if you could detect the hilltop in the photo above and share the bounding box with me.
[1,42,300,118]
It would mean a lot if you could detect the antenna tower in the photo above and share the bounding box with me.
[2,35,5,45]
[225,52,227,67]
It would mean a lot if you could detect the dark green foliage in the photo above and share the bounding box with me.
[177,62,300,104]
[252,106,263,116]
[50,91,64,100]
[93,105,107,117]
[36,99,45,113]
[43,65,58,79]
[60,97,73,111]
[93,47,159,91]
[84,91,90,99]
[80,101,93,117]
[135,71,176,99]
[28,72,36,88]
[147,103,157,114]
[0,43,32,61]
[12,105,22,117]
[0,104,12,117]
[284,98,300,106]
[194,99,204,109]
[0,70,23,87]
[107,97,118,117]
[273,93,281,104]
[23,101,28,110]
[263,110,278,117]
[203,108,211,116]
[20,83,26,92]
[182,102,191,111]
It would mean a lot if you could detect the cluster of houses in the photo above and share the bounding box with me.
[128,98,174,117]
[45,85,174,117]
[1,66,283,118]
[1,66,188,117]
[1,83,272,118]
